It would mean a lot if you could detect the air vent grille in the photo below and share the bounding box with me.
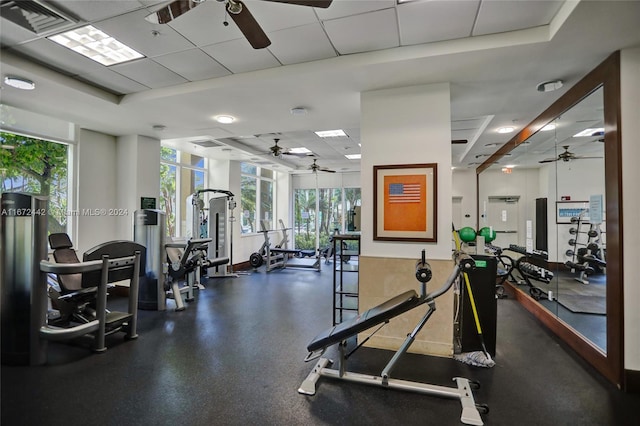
[1,0,77,34]
[192,140,222,148]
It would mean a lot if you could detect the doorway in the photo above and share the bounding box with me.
[486,196,520,247]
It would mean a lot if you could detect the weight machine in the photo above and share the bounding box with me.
[249,219,321,272]
[186,189,236,278]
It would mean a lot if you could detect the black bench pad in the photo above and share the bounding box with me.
[307,290,421,353]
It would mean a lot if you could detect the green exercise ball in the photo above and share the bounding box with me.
[458,227,477,243]
[478,226,497,243]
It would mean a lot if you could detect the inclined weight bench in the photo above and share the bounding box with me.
[299,251,487,426]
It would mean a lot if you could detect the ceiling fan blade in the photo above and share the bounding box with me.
[263,0,333,8]
[575,156,604,160]
[451,139,468,144]
[228,1,271,49]
[320,168,336,173]
[539,158,558,163]
[145,0,200,24]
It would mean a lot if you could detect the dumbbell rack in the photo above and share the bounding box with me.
[565,216,604,285]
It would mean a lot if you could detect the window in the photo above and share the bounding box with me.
[293,186,361,251]
[159,147,207,237]
[0,131,70,235]
[240,163,275,234]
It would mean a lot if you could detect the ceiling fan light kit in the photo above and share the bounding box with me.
[147,0,333,50]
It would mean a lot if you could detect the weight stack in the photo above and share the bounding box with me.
[458,254,498,357]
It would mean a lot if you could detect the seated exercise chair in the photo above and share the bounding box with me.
[165,237,228,311]
[41,235,146,353]
[47,233,99,325]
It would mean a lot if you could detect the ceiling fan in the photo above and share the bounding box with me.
[145,0,333,49]
[268,138,314,158]
[539,145,603,163]
[309,158,335,173]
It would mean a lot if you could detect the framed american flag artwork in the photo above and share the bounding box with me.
[373,163,437,242]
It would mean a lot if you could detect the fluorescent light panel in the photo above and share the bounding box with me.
[573,127,604,137]
[315,129,347,138]
[345,154,361,160]
[289,147,312,154]
[48,25,144,66]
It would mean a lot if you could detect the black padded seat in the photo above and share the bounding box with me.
[49,233,83,293]
[307,290,421,353]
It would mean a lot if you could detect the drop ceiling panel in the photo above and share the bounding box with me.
[243,0,319,32]
[201,39,281,74]
[323,8,399,55]
[110,58,188,88]
[398,0,479,45]
[153,48,231,81]
[94,9,194,58]
[54,0,146,22]
[268,23,336,65]
[315,0,395,20]
[79,67,150,95]
[473,0,563,36]
[164,1,243,47]
[8,38,106,76]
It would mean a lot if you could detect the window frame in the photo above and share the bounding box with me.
[240,162,276,235]
[160,146,207,238]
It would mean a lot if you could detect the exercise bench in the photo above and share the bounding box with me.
[299,251,487,426]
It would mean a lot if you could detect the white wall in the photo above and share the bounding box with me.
[452,169,477,229]
[116,135,161,239]
[361,83,452,260]
[477,167,540,250]
[76,129,118,253]
[621,47,640,371]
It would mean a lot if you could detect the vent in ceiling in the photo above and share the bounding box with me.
[192,140,223,148]
[1,0,77,34]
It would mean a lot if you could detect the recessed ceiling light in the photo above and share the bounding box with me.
[215,115,235,124]
[345,154,361,160]
[541,123,556,131]
[573,127,604,137]
[48,25,144,66]
[315,129,347,138]
[536,80,563,92]
[4,76,35,90]
[497,127,515,134]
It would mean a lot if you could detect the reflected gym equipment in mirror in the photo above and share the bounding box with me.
[476,51,622,387]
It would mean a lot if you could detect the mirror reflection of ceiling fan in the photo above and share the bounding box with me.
[539,145,603,163]
[309,158,335,173]
[145,0,333,49]
[268,138,314,158]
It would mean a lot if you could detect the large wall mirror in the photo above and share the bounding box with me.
[477,52,622,387]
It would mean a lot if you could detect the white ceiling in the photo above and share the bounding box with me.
[1,0,639,173]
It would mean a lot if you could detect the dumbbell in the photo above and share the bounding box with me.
[566,249,575,257]
[569,227,599,238]
[587,242,600,252]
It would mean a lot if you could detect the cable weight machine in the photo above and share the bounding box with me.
[186,189,237,278]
